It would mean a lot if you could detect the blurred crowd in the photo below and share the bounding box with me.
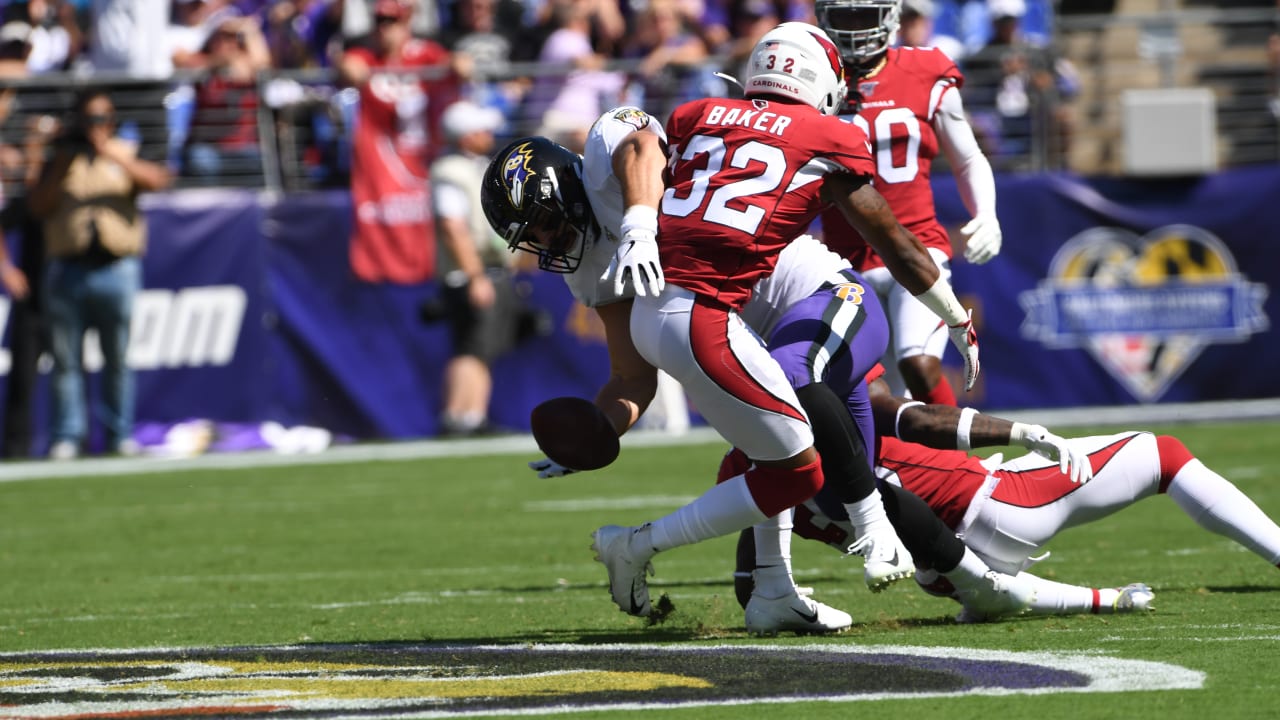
[0,0,1075,193]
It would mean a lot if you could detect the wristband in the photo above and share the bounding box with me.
[894,400,925,439]
[621,205,659,237]
[1008,422,1033,447]
[914,276,969,327]
[956,406,978,451]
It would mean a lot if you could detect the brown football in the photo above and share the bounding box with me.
[530,396,620,471]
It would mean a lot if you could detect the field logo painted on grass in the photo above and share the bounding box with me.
[0,643,1202,718]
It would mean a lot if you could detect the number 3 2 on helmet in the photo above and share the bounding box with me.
[744,21,850,117]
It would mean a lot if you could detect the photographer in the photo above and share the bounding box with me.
[26,90,172,459]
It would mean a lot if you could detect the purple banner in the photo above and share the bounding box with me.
[936,167,1279,407]
[4,166,1280,456]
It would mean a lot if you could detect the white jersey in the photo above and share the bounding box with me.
[571,106,850,342]
[740,235,855,340]
[568,107,668,308]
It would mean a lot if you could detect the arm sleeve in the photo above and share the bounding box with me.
[934,88,996,219]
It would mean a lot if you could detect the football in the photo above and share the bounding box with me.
[530,396,620,471]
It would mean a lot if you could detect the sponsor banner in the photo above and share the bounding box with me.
[134,191,270,422]
[934,167,1279,407]
[261,190,609,438]
[0,190,612,449]
[5,166,1280,452]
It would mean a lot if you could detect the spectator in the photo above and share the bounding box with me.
[0,20,31,76]
[897,0,965,60]
[622,0,712,124]
[86,0,176,163]
[0,21,33,193]
[168,0,238,71]
[962,0,1078,169]
[0,112,55,459]
[524,0,625,151]
[19,0,82,73]
[265,0,345,69]
[430,99,523,436]
[182,15,271,183]
[700,0,811,80]
[25,90,173,460]
[1270,1,1280,119]
[343,0,441,42]
[339,0,459,284]
[438,0,526,114]
[86,0,172,78]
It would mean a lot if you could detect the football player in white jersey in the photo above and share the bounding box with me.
[484,107,893,633]
[483,97,1024,634]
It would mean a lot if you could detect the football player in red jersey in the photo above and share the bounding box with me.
[817,0,1002,407]
[874,372,1280,618]
[590,21,981,621]
[741,370,1280,621]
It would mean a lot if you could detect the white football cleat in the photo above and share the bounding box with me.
[848,527,914,592]
[744,589,853,636]
[1113,583,1155,613]
[591,524,655,617]
[954,571,1036,623]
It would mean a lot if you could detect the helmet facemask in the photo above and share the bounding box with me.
[816,0,901,73]
[514,168,590,274]
[482,138,595,274]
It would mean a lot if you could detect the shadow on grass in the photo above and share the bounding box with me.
[1200,584,1280,594]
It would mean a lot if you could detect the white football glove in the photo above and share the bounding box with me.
[1013,424,1093,484]
[947,310,980,391]
[961,214,1002,265]
[610,229,664,297]
[528,457,577,479]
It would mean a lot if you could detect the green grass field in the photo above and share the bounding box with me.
[1,420,1278,718]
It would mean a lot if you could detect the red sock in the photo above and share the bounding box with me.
[744,457,824,517]
[1156,435,1195,493]
[919,375,957,406]
[717,447,751,484]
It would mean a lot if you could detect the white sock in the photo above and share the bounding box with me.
[647,475,768,553]
[1167,459,1280,566]
[1014,572,1108,615]
[941,547,993,592]
[843,490,893,540]
[752,509,796,599]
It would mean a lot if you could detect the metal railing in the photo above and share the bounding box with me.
[0,6,1273,197]
[1053,5,1278,173]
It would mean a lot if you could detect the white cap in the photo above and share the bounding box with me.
[903,0,936,18]
[0,21,31,45]
[988,0,1026,19]
[441,100,504,142]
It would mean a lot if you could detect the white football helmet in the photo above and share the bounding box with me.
[743,22,848,117]
[815,0,901,69]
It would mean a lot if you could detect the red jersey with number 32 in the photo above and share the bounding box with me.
[820,47,962,271]
[659,97,875,309]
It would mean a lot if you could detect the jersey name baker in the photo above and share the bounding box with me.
[701,105,793,137]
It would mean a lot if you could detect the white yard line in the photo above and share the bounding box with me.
[1,398,1278,485]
